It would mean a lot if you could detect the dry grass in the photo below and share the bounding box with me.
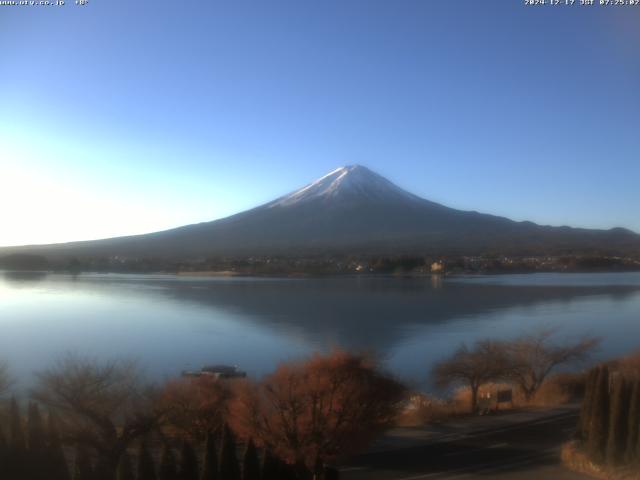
[561,441,640,480]
[611,350,640,379]
[396,394,469,426]
[530,372,586,406]
[397,373,585,427]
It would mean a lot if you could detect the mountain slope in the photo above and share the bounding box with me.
[3,165,640,259]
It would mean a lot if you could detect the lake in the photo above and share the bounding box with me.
[1,271,639,392]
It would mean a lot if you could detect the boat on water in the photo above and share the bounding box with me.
[182,364,247,379]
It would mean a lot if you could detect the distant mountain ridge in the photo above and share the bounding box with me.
[2,165,639,259]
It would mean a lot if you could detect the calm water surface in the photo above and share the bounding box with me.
[1,271,639,391]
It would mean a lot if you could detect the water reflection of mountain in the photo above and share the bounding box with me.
[74,275,640,352]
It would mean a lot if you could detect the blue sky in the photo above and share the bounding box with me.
[1,0,639,246]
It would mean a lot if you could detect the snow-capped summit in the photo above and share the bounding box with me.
[268,164,419,208]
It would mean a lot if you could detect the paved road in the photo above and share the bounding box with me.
[341,409,590,480]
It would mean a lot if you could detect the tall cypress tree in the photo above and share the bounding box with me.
[578,368,598,442]
[625,380,640,464]
[219,425,240,480]
[95,457,117,480]
[117,452,135,480]
[28,403,46,452]
[0,426,8,480]
[637,419,640,464]
[323,466,340,480]
[180,440,199,480]
[10,398,26,451]
[8,397,27,480]
[260,449,278,480]
[137,440,157,480]
[73,445,94,480]
[47,411,71,480]
[606,378,629,465]
[27,402,47,480]
[312,456,324,480]
[241,439,260,480]
[587,365,610,463]
[159,443,178,480]
[200,433,218,480]
[276,458,296,480]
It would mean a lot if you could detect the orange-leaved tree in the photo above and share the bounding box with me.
[230,350,406,478]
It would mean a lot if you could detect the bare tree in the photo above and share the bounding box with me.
[433,340,509,413]
[503,330,600,401]
[158,376,231,441]
[31,354,164,480]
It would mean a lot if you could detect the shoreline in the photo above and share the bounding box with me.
[2,268,640,279]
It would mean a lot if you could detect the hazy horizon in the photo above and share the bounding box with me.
[2,1,639,247]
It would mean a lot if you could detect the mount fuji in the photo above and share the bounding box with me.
[3,165,639,259]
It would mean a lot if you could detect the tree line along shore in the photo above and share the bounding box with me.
[2,252,640,276]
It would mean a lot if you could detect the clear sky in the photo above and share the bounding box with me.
[1,0,639,247]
